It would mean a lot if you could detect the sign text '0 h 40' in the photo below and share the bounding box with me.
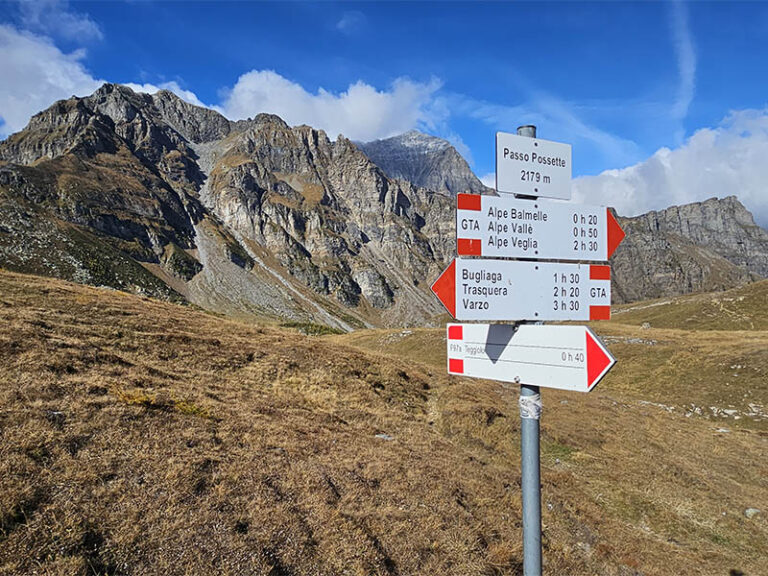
[446,323,615,393]
[431,259,611,322]
[456,193,625,262]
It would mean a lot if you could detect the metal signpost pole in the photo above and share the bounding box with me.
[516,124,542,576]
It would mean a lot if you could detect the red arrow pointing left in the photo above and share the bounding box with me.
[431,260,456,317]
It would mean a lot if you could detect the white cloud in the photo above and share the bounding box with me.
[573,108,768,227]
[479,172,495,188]
[18,0,103,42]
[0,24,103,136]
[0,24,207,138]
[123,81,207,108]
[669,0,696,143]
[219,70,445,142]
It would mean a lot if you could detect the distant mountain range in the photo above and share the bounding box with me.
[1,83,766,327]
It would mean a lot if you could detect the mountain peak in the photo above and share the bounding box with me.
[356,130,489,195]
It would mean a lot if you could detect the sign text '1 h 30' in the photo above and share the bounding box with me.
[431,259,611,322]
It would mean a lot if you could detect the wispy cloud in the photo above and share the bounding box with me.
[449,87,641,173]
[17,0,103,42]
[336,11,366,35]
[670,0,696,143]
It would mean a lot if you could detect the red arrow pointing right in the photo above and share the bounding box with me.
[606,209,626,259]
[431,260,456,318]
[586,329,615,389]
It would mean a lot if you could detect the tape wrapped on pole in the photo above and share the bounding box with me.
[519,393,542,420]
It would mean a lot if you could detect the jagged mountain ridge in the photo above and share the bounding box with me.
[357,130,491,196]
[0,84,454,328]
[611,196,768,303]
[1,83,767,325]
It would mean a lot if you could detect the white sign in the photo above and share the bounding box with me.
[496,132,572,199]
[431,259,611,322]
[456,194,625,261]
[446,323,615,392]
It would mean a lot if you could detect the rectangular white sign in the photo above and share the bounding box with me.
[496,132,572,199]
[456,194,625,262]
[446,323,615,392]
[431,259,611,322]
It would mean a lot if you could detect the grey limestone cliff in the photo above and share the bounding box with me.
[611,197,768,303]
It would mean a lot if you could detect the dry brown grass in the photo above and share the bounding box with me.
[1,270,766,575]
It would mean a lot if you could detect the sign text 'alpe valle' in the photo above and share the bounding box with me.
[456,193,625,261]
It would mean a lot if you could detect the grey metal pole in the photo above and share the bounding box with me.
[516,124,542,576]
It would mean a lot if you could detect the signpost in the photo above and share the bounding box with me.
[496,131,572,199]
[446,323,615,393]
[430,259,611,322]
[456,193,625,261]
[432,125,624,576]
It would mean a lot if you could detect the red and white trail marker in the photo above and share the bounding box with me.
[456,193,625,262]
[446,323,615,392]
[431,259,611,322]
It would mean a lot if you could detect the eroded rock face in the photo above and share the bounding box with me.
[611,197,768,303]
[0,84,455,327]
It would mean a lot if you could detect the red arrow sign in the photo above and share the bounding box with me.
[586,329,614,389]
[431,259,612,322]
[430,259,456,317]
[446,323,615,392]
[606,209,625,259]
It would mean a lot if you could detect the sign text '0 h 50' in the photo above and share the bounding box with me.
[456,193,625,262]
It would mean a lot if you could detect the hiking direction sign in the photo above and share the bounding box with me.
[456,193,625,262]
[431,259,611,322]
[496,131,572,199]
[446,323,615,393]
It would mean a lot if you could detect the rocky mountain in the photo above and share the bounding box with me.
[0,84,454,329]
[357,130,491,196]
[611,196,768,303]
[1,83,768,326]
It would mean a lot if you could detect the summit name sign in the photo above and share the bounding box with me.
[496,132,572,199]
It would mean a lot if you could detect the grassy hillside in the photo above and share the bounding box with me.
[611,279,768,331]
[1,270,766,575]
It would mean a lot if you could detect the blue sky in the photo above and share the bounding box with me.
[1,1,768,224]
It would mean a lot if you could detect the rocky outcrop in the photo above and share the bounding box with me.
[357,130,491,196]
[611,197,768,303]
